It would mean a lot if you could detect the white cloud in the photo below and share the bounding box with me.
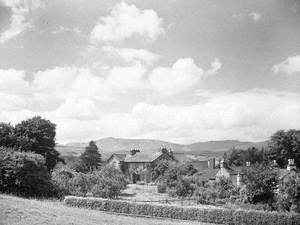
[102,46,160,65]
[106,63,148,93]
[0,69,30,94]
[249,12,261,22]
[90,2,164,43]
[149,58,221,95]
[206,58,222,75]
[272,55,300,74]
[0,0,44,43]
[0,71,299,144]
[51,89,300,143]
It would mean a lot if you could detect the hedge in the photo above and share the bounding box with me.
[64,196,300,225]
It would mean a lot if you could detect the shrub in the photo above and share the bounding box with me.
[172,177,194,197]
[69,172,90,197]
[241,164,278,205]
[0,148,57,197]
[64,196,300,225]
[51,166,75,196]
[157,183,167,193]
[276,172,300,213]
[90,165,127,199]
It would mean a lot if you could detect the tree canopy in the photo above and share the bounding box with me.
[0,116,63,171]
[223,147,265,166]
[266,129,300,168]
[79,141,101,172]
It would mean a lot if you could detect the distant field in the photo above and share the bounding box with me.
[0,194,215,225]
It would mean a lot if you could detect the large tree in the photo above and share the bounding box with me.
[14,116,62,171]
[266,129,300,168]
[79,141,101,172]
[241,164,279,205]
[0,122,15,147]
[223,147,265,166]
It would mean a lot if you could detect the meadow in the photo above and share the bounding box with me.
[0,194,214,225]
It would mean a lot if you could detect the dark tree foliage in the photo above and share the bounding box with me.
[0,148,56,197]
[276,172,300,213]
[241,164,279,205]
[0,123,16,147]
[151,160,171,181]
[223,147,265,167]
[14,116,63,171]
[79,141,101,172]
[266,129,300,168]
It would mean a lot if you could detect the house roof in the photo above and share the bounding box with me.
[124,151,164,163]
[107,153,127,162]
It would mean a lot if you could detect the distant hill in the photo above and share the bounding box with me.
[56,137,267,160]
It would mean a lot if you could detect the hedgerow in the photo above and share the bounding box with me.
[64,196,300,225]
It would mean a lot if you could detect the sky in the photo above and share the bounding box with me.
[0,0,300,144]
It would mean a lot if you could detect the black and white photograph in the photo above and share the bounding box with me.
[0,0,300,224]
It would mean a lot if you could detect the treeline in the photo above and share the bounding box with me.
[0,116,127,199]
[151,129,300,213]
[223,129,300,168]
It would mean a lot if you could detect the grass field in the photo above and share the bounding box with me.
[0,194,215,225]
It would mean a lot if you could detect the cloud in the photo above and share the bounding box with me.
[102,46,160,65]
[249,12,261,22]
[232,11,262,22]
[106,63,148,93]
[90,2,164,43]
[272,55,300,74]
[0,69,30,94]
[149,58,221,95]
[0,0,44,43]
[50,89,300,143]
[205,58,222,75]
[0,70,299,144]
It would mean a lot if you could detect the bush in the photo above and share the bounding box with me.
[90,165,127,199]
[51,166,75,197]
[0,148,57,197]
[157,183,167,193]
[64,196,300,225]
[241,164,278,205]
[276,172,300,213]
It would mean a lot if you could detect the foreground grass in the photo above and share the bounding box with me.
[0,194,215,225]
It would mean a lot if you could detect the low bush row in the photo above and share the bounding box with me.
[64,196,300,225]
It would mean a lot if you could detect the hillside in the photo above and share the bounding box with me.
[56,137,267,159]
[0,194,209,225]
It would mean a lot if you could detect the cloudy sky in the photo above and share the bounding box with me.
[0,0,300,144]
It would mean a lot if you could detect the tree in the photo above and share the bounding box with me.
[90,165,127,199]
[13,116,63,171]
[223,147,265,167]
[0,148,56,197]
[0,123,15,147]
[151,160,171,181]
[79,141,101,172]
[266,129,300,168]
[241,164,278,205]
[276,172,300,213]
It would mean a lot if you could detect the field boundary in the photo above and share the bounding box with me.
[64,196,300,225]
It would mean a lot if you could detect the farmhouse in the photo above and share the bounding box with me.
[107,148,175,183]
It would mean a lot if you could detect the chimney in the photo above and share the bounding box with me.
[273,160,278,167]
[208,158,215,169]
[167,149,173,158]
[246,161,251,167]
[130,149,140,156]
[220,159,225,168]
[237,173,242,187]
[287,158,296,171]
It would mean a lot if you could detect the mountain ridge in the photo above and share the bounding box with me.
[56,137,268,159]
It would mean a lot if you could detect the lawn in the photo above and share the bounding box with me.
[0,194,215,225]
